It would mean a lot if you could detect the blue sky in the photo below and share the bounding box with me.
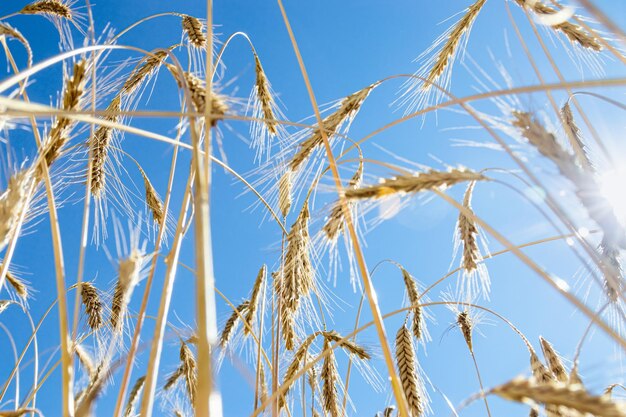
[0,0,625,416]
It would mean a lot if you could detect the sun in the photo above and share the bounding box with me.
[599,168,626,226]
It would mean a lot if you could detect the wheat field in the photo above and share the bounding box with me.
[0,0,625,416]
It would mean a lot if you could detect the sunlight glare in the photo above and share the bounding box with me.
[600,168,626,226]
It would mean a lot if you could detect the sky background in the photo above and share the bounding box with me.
[0,1,625,416]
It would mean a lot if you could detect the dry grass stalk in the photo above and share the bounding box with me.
[401,268,423,340]
[457,311,473,352]
[458,181,480,274]
[493,377,626,417]
[513,0,602,51]
[220,300,249,348]
[253,53,278,136]
[122,50,169,96]
[89,95,121,198]
[0,409,39,417]
[181,72,228,127]
[539,337,568,383]
[278,170,293,217]
[110,249,143,332]
[512,110,626,249]
[181,15,206,49]
[137,166,164,224]
[346,168,486,200]
[5,271,28,299]
[395,325,423,417]
[20,0,72,19]
[0,169,33,252]
[0,23,33,67]
[321,338,340,417]
[74,344,95,377]
[123,375,145,417]
[279,202,313,350]
[560,102,592,171]
[425,0,486,90]
[323,162,363,241]
[41,59,87,170]
[244,265,266,335]
[79,281,103,330]
[290,85,373,172]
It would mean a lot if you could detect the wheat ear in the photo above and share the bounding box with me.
[5,271,28,299]
[346,168,486,200]
[321,338,340,417]
[279,201,313,350]
[79,281,103,330]
[244,265,266,335]
[89,95,121,198]
[220,300,249,348]
[290,85,373,172]
[425,0,486,90]
[539,337,568,383]
[123,375,145,417]
[0,169,34,253]
[395,325,423,417]
[0,23,33,67]
[20,0,72,19]
[181,15,207,49]
[401,268,423,340]
[492,378,626,417]
[110,249,143,332]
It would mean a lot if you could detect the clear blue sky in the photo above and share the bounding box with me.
[0,1,625,416]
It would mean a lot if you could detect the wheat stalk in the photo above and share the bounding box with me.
[395,325,423,417]
[492,378,626,417]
